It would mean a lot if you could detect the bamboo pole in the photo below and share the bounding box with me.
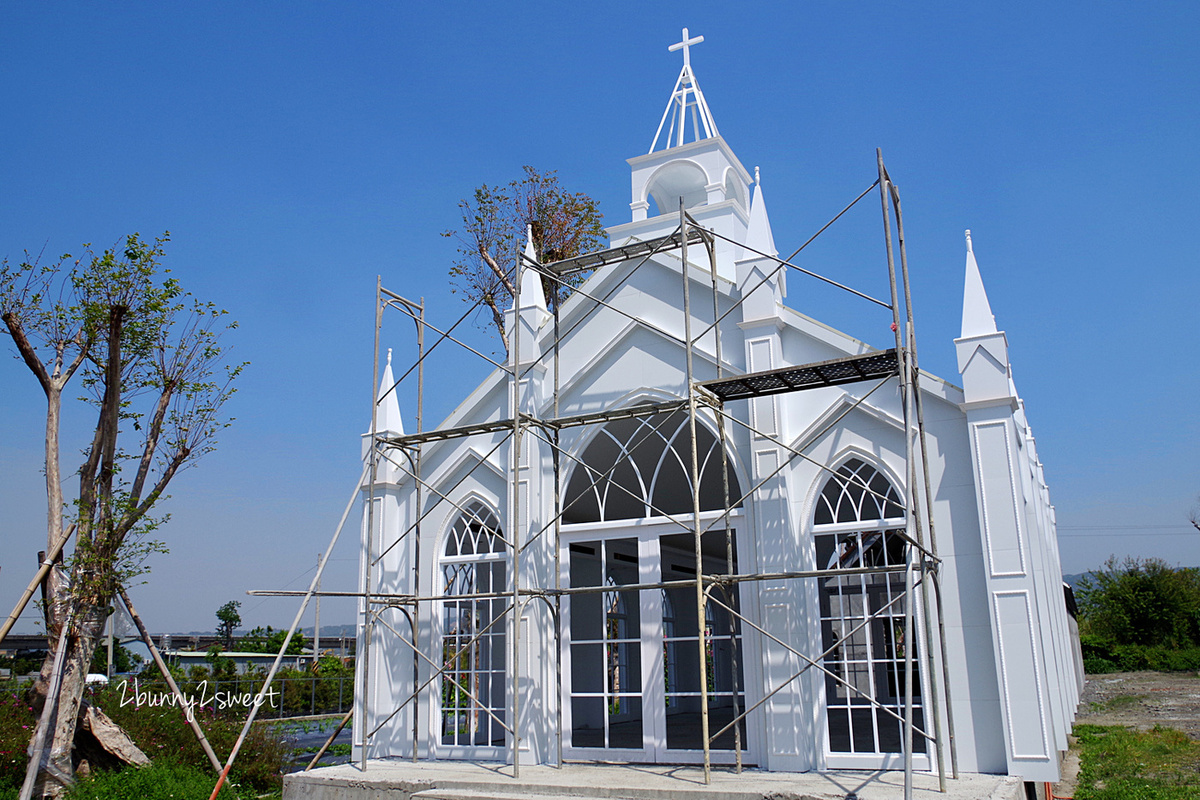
[904,546,916,799]
[891,181,957,782]
[358,278,384,772]
[704,218,743,772]
[412,297,424,763]
[552,274,564,769]
[119,588,222,773]
[206,462,369,800]
[876,150,914,800]
[679,199,712,784]
[305,709,353,771]
[510,239,525,778]
[0,525,74,648]
[19,612,72,800]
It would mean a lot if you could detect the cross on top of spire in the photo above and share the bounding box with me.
[669,27,704,69]
[649,26,720,153]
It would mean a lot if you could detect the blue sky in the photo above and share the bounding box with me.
[2,2,1197,633]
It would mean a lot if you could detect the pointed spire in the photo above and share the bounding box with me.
[374,348,404,436]
[649,27,720,153]
[744,166,777,257]
[961,229,998,338]
[516,225,547,311]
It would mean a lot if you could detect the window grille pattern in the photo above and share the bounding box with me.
[814,457,904,525]
[813,461,925,755]
[563,410,741,523]
[440,502,507,748]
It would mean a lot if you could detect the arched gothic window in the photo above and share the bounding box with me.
[563,410,741,524]
[440,502,507,748]
[813,459,925,757]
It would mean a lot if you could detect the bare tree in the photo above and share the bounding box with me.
[1,234,243,796]
[443,166,606,355]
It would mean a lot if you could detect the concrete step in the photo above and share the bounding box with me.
[414,790,645,800]
[287,761,1023,800]
[411,782,764,800]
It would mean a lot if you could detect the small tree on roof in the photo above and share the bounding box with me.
[443,166,606,356]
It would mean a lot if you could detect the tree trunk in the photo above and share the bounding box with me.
[28,603,110,798]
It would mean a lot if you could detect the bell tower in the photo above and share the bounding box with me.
[607,28,753,278]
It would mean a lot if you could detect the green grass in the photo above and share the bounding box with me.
[0,686,289,799]
[1074,724,1200,799]
[65,763,244,800]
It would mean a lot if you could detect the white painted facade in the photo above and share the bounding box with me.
[354,38,1081,783]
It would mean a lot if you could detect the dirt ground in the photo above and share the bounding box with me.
[1075,670,1200,739]
[1046,671,1200,798]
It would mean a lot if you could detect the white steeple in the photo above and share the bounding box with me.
[744,166,777,258]
[374,348,404,436]
[961,229,998,338]
[649,27,720,153]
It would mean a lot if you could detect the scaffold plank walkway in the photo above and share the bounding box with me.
[698,349,899,402]
[543,227,709,275]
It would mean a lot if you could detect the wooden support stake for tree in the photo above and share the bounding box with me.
[0,525,75,648]
[119,588,223,773]
[20,613,73,800]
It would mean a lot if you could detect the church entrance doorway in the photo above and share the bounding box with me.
[560,525,747,763]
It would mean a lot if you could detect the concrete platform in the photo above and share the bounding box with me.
[285,760,1023,800]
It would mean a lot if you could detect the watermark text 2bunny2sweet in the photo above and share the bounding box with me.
[116,678,279,722]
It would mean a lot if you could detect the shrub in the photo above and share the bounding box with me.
[1077,558,1200,649]
[1080,633,1200,674]
[94,683,287,792]
[0,691,36,799]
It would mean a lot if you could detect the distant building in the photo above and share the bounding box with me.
[163,649,312,674]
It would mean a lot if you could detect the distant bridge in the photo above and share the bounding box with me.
[1,632,356,656]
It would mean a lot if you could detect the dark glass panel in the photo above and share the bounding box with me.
[571,697,605,748]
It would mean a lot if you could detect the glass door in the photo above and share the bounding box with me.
[564,537,650,757]
[562,528,746,763]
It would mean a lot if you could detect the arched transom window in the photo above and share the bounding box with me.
[813,459,925,757]
[814,457,904,525]
[563,409,741,524]
[440,502,507,749]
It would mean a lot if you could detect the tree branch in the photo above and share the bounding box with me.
[119,449,188,539]
[127,381,175,510]
[479,248,517,299]
[482,293,508,358]
[2,311,53,395]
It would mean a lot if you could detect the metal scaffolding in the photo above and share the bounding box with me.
[245,152,957,799]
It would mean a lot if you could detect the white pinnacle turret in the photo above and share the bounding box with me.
[649,27,720,153]
[745,166,777,258]
[961,229,998,338]
[516,225,548,312]
[374,348,405,436]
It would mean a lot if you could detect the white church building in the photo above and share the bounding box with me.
[353,31,1083,785]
